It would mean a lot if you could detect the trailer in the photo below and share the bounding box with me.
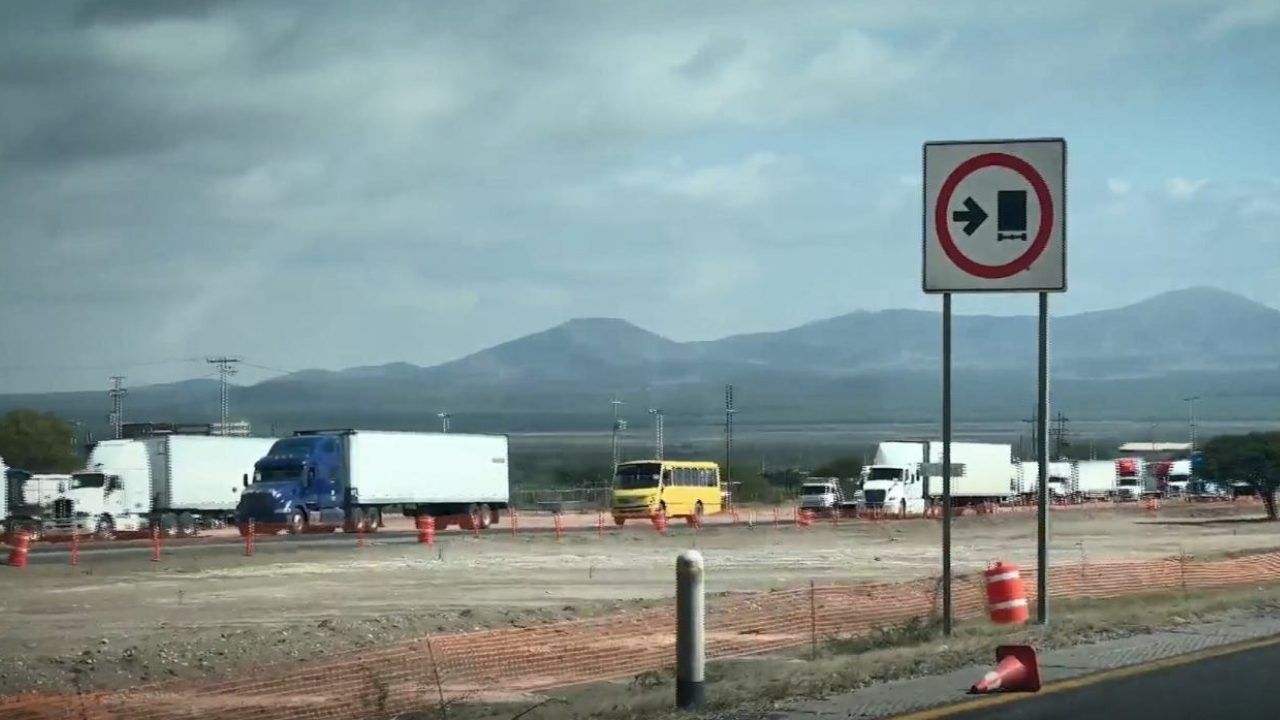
[1073,460,1119,499]
[237,430,510,534]
[1014,461,1073,499]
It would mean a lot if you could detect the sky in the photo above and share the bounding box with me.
[1,0,1278,392]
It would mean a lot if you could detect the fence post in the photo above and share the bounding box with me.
[772,506,780,529]
[70,525,80,567]
[554,512,564,542]
[510,509,519,538]
[809,579,818,660]
[676,550,705,710]
[597,511,605,539]
[245,519,255,557]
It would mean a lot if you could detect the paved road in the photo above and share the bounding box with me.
[932,637,1280,719]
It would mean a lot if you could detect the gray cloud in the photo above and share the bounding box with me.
[0,0,1276,392]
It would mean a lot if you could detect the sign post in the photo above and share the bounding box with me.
[923,138,1066,633]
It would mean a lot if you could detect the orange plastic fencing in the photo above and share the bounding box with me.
[5,550,1280,720]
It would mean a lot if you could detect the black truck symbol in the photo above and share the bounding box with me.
[997,190,1027,242]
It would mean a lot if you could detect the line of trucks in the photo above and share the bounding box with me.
[2,430,510,539]
[799,440,1198,515]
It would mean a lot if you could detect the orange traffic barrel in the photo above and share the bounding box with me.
[8,531,31,568]
[984,561,1029,625]
[416,515,436,545]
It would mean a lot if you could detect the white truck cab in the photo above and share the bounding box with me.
[47,440,151,537]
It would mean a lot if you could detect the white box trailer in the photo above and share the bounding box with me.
[348,431,508,505]
[1014,461,1074,498]
[1074,460,1119,498]
[923,442,1015,499]
[144,435,277,514]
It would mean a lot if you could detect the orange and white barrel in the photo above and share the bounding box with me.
[984,561,1029,625]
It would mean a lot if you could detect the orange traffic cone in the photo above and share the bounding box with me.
[969,645,1040,693]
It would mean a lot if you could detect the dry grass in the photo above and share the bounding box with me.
[411,582,1280,720]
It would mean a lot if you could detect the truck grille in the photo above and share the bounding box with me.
[862,489,886,508]
[237,493,277,518]
[52,497,74,519]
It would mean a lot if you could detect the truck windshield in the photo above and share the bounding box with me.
[71,473,105,489]
[867,467,902,481]
[259,468,304,483]
[801,484,832,494]
[1118,477,1139,486]
[269,439,316,457]
[615,463,661,490]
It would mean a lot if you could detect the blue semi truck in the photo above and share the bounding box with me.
[236,429,510,534]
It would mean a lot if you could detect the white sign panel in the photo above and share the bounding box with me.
[923,139,1066,293]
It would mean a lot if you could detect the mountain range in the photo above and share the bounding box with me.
[3,287,1279,435]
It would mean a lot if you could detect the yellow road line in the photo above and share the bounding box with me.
[890,632,1280,720]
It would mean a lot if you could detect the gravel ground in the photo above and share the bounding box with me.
[0,501,1274,696]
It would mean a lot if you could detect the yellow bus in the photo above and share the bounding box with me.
[611,459,723,525]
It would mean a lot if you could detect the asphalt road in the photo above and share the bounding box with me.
[937,637,1280,720]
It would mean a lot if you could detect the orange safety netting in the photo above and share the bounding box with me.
[3,549,1280,720]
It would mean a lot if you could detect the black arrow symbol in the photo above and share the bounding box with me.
[951,196,988,236]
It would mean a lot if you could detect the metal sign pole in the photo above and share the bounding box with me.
[942,292,953,636]
[1036,291,1050,624]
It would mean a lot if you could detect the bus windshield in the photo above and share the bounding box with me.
[615,463,661,490]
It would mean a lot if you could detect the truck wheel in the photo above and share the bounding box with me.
[365,507,381,533]
[177,513,197,537]
[96,515,116,541]
[345,507,365,533]
[462,503,481,531]
[288,510,306,535]
[614,516,626,527]
[159,513,179,537]
[478,504,492,530]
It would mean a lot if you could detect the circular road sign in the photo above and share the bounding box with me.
[934,152,1054,279]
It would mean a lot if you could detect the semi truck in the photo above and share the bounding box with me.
[236,430,509,534]
[1014,461,1072,500]
[859,441,1015,514]
[798,477,861,517]
[1073,460,1120,499]
[1114,458,1153,500]
[45,435,278,538]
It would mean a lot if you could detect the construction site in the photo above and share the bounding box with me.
[2,498,1278,719]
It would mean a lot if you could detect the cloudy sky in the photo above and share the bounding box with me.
[1,0,1278,392]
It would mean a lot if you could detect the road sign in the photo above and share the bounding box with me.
[923,139,1065,293]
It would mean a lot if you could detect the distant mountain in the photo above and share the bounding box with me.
[2,288,1278,435]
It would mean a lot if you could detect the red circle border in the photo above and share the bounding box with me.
[934,152,1054,279]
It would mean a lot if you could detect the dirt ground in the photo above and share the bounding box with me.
[0,502,1276,696]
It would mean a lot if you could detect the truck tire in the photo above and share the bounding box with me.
[287,510,305,535]
[478,504,492,530]
[96,515,115,541]
[345,507,365,534]
[160,513,179,537]
[462,503,481,531]
[365,507,381,533]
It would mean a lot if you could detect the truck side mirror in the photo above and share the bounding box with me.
[242,474,249,488]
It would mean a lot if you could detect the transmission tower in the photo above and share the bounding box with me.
[206,357,241,435]
[610,396,626,476]
[1050,412,1071,460]
[724,385,736,494]
[108,376,127,439]
[438,411,451,433]
[648,408,664,461]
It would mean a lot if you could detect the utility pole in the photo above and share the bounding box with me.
[724,385,736,498]
[108,376,127,439]
[206,357,241,435]
[438,412,451,433]
[610,396,626,477]
[648,408,664,461]
[1184,396,1200,453]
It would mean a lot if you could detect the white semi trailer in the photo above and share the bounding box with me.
[859,441,1016,514]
